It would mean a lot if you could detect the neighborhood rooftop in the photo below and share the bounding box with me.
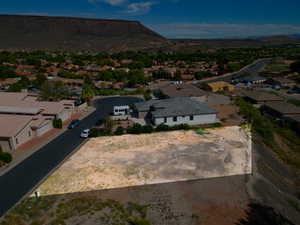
[243,90,284,102]
[0,92,66,115]
[136,97,216,118]
[0,115,33,137]
[264,102,300,115]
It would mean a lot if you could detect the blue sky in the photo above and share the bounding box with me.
[1,0,300,38]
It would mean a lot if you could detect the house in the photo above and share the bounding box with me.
[112,82,125,90]
[0,92,75,152]
[158,83,207,99]
[239,76,266,85]
[181,74,195,80]
[94,81,113,89]
[0,114,55,152]
[284,115,300,133]
[242,91,284,105]
[0,78,20,89]
[262,102,300,118]
[268,77,296,88]
[0,115,36,152]
[204,81,235,93]
[53,77,84,88]
[134,97,218,126]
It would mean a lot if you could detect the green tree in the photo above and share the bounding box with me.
[114,126,125,135]
[0,146,12,164]
[33,73,47,88]
[8,76,31,92]
[40,81,70,101]
[81,84,95,104]
[127,123,143,134]
[143,90,152,100]
[0,65,18,79]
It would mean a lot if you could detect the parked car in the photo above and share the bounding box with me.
[80,129,90,138]
[68,119,80,129]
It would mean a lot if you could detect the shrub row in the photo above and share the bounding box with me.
[90,123,194,138]
[0,147,12,164]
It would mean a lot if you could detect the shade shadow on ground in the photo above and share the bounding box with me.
[0,175,250,225]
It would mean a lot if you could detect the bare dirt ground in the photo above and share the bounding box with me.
[2,126,300,225]
[36,126,251,196]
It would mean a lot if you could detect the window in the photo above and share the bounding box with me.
[16,138,18,144]
[190,115,194,121]
[173,116,177,122]
[164,117,167,123]
[28,131,31,137]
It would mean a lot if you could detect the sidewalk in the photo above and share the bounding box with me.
[0,106,95,176]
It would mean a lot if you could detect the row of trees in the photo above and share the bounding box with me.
[1,47,300,69]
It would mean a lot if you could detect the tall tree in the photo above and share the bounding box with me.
[40,81,70,101]
[81,84,95,104]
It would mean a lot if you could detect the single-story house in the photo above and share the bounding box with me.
[267,77,296,88]
[53,77,84,87]
[242,91,284,105]
[0,115,34,152]
[284,115,300,133]
[0,92,75,152]
[0,92,74,122]
[0,115,53,152]
[262,102,300,118]
[134,97,218,126]
[158,83,207,100]
[204,81,235,93]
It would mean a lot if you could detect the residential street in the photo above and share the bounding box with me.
[197,58,272,84]
[0,97,143,217]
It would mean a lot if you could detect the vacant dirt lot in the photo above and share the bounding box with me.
[37,126,251,196]
[2,126,299,225]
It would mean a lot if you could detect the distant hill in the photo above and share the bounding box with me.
[258,35,300,44]
[0,15,169,52]
[170,35,300,51]
[0,15,299,52]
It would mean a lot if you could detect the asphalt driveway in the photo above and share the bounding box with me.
[0,96,143,217]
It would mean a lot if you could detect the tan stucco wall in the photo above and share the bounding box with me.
[0,138,12,152]
[13,122,34,149]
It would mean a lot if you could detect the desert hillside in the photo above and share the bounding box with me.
[0,15,168,51]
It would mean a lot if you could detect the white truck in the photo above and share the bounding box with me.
[113,105,130,116]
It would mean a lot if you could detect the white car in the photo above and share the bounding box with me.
[80,129,90,138]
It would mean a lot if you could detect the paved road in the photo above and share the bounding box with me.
[0,97,142,217]
[197,58,272,84]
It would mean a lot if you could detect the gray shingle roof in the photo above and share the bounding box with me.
[264,102,300,115]
[243,90,283,102]
[135,97,216,118]
[134,99,158,112]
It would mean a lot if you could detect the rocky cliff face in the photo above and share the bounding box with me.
[0,15,168,51]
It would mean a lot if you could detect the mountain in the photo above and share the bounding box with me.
[258,35,300,44]
[289,34,300,39]
[0,15,169,51]
[170,35,300,51]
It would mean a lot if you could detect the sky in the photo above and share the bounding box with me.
[1,0,300,38]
